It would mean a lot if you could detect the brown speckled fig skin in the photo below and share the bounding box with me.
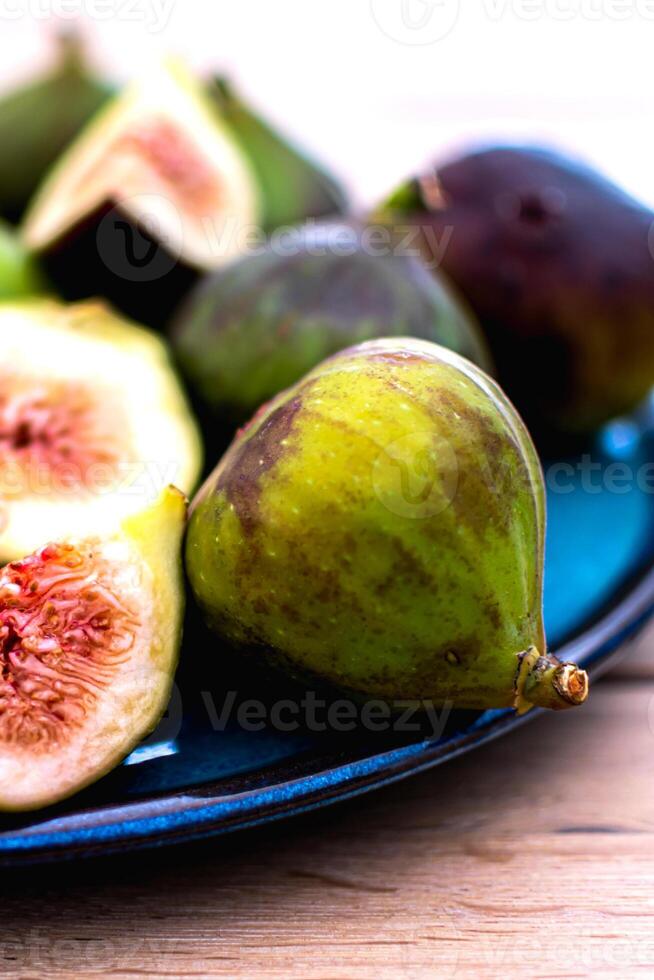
[380,147,654,440]
[186,338,588,713]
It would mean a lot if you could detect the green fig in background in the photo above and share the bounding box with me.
[186,337,588,714]
[0,220,44,298]
[0,33,111,222]
[207,78,347,230]
[171,223,491,428]
[379,146,654,439]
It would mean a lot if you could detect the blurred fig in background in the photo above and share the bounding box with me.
[207,77,347,230]
[0,220,45,298]
[0,33,111,223]
[380,146,654,441]
[171,223,490,429]
[22,60,259,329]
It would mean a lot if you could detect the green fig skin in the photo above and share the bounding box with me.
[380,147,654,438]
[186,338,588,712]
[0,220,44,298]
[171,225,492,429]
[0,34,111,222]
[207,78,347,230]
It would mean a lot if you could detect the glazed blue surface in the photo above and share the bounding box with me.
[1,427,653,863]
[544,431,653,643]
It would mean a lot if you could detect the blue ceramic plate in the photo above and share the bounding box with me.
[1,419,653,865]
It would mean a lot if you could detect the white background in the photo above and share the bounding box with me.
[1,0,653,209]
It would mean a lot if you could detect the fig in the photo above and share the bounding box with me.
[207,78,347,230]
[379,146,654,438]
[186,337,588,713]
[171,224,490,429]
[22,61,260,327]
[0,221,44,299]
[0,33,111,223]
[0,485,185,810]
[0,299,202,563]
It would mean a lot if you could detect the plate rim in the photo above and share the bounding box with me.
[1,555,653,867]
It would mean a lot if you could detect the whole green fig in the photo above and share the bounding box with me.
[186,338,588,713]
[0,33,111,222]
[380,146,654,439]
[171,224,491,428]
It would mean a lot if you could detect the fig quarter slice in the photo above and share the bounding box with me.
[0,299,202,563]
[21,60,260,326]
[0,485,185,811]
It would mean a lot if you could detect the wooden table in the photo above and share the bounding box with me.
[3,627,654,980]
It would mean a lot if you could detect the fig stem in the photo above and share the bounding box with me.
[515,646,589,715]
[55,29,88,74]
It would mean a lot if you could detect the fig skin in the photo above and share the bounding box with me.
[186,337,588,713]
[207,78,347,230]
[171,224,491,430]
[0,221,44,299]
[0,33,111,223]
[0,486,186,812]
[379,146,654,439]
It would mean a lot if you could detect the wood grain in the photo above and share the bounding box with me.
[2,633,654,979]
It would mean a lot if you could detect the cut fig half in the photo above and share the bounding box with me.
[22,61,260,326]
[0,485,185,810]
[0,299,202,563]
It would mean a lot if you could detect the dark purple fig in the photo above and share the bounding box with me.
[380,146,654,439]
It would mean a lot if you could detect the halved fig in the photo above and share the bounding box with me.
[0,485,185,810]
[22,61,260,327]
[0,299,202,563]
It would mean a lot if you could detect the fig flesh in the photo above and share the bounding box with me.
[379,146,654,438]
[0,33,111,223]
[0,300,202,563]
[0,485,185,810]
[186,338,588,713]
[171,224,491,428]
[22,61,260,327]
[207,78,347,230]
